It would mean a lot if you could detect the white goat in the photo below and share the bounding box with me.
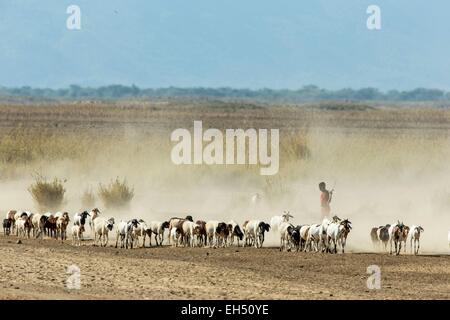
[93,217,115,247]
[14,211,28,236]
[205,221,220,247]
[448,230,450,248]
[408,225,424,255]
[251,193,262,204]
[326,219,352,254]
[181,220,200,247]
[72,225,84,246]
[305,224,321,252]
[115,219,140,249]
[299,225,310,251]
[243,220,270,248]
[318,218,332,251]
[270,211,293,233]
[31,213,45,238]
[16,218,28,238]
[278,221,292,251]
[87,208,101,237]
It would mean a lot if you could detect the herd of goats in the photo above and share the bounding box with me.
[1,209,428,255]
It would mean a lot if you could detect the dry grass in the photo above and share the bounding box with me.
[28,174,66,212]
[98,177,134,209]
[1,99,450,187]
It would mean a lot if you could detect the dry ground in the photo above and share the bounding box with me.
[0,235,448,300]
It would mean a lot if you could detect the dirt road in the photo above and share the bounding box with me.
[0,236,448,300]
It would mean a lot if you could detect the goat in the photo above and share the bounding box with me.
[305,224,321,252]
[204,221,232,247]
[131,219,150,248]
[16,214,32,239]
[251,193,262,204]
[279,222,300,252]
[73,211,90,228]
[205,221,220,247]
[168,215,193,245]
[389,221,406,255]
[377,225,390,252]
[56,212,70,241]
[93,217,115,247]
[408,225,424,255]
[278,221,292,251]
[290,225,301,251]
[72,225,84,246]
[115,219,140,249]
[370,227,379,249]
[14,211,28,236]
[338,219,352,253]
[318,216,341,252]
[401,225,410,253]
[181,220,200,247]
[147,221,170,246]
[270,211,293,233]
[243,220,270,248]
[194,220,207,247]
[3,218,12,236]
[31,214,47,239]
[88,208,101,237]
[5,210,17,234]
[215,222,231,248]
[370,224,389,252]
[448,230,450,248]
[227,220,244,247]
[298,225,310,251]
[44,214,58,238]
[170,226,182,247]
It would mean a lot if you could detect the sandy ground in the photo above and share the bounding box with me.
[0,235,448,300]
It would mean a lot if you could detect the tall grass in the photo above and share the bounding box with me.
[28,174,66,211]
[1,100,450,183]
[280,131,310,163]
[98,177,134,209]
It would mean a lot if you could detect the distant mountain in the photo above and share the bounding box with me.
[1,85,449,102]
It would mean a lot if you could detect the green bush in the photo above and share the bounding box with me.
[98,177,134,209]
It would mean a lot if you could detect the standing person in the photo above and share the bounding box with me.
[319,182,333,220]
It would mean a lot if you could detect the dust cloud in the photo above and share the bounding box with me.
[1,122,449,255]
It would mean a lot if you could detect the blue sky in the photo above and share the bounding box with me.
[0,0,449,90]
